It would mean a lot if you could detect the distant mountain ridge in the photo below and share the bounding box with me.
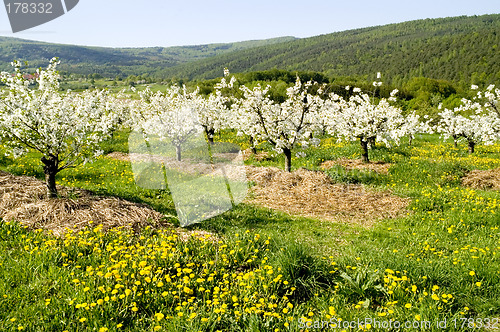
[1,14,499,86]
[0,36,297,77]
[159,14,500,86]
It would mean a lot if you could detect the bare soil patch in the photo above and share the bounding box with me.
[246,166,409,226]
[0,170,214,241]
[106,151,131,162]
[321,158,391,174]
[462,168,500,190]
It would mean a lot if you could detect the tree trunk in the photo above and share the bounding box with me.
[205,128,215,144]
[360,139,370,163]
[468,139,475,154]
[41,154,59,198]
[453,135,458,147]
[175,144,182,161]
[408,135,413,146]
[249,136,257,154]
[283,147,292,172]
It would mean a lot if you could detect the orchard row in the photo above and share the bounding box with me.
[1,58,499,197]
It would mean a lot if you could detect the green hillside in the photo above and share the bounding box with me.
[0,36,296,77]
[1,15,499,87]
[160,14,500,86]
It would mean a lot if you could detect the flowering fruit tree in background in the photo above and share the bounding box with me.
[322,87,406,163]
[233,77,322,172]
[437,85,500,153]
[132,86,203,162]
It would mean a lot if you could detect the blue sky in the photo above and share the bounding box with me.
[0,0,499,48]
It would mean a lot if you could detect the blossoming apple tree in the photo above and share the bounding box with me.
[472,84,499,116]
[133,85,203,161]
[196,68,236,144]
[323,88,405,163]
[195,75,235,144]
[437,108,498,154]
[402,112,434,145]
[0,58,121,197]
[437,86,500,154]
[233,77,322,171]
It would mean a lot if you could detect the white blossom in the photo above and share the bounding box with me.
[321,85,406,162]
[436,86,500,152]
[232,77,322,171]
[131,85,203,161]
[0,58,121,196]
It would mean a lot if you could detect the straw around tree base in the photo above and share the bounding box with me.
[0,170,167,236]
[321,158,391,174]
[461,168,500,190]
[245,166,409,226]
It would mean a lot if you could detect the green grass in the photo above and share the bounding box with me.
[1,131,499,331]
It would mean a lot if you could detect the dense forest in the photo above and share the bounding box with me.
[0,14,499,88]
[160,15,500,87]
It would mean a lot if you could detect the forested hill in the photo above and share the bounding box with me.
[160,14,500,86]
[0,36,296,77]
[1,15,499,86]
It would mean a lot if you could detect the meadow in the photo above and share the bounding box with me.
[0,131,499,331]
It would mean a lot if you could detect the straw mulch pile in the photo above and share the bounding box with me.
[246,167,409,225]
[0,170,167,235]
[321,158,391,174]
[242,149,272,161]
[461,168,500,190]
